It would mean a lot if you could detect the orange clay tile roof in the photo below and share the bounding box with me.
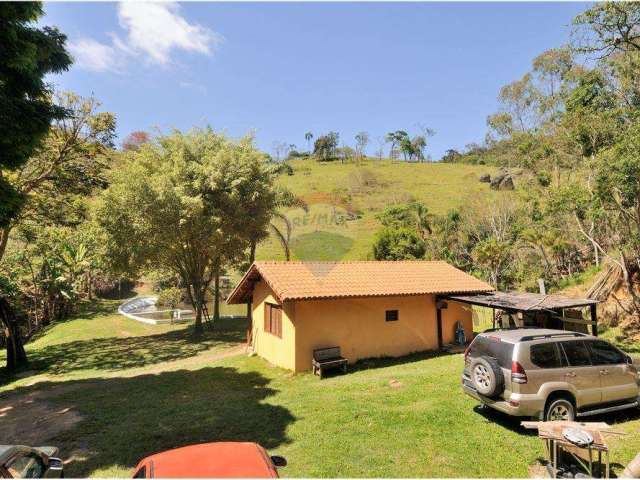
[226,260,493,304]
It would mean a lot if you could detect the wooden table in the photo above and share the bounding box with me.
[521,421,625,478]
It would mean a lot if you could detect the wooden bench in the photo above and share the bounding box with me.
[312,347,348,379]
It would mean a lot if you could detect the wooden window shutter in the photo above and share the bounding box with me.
[264,303,282,337]
[276,306,282,338]
[264,303,271,332]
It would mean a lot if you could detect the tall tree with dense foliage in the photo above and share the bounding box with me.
[0,92,115,261]
[0,2,72,229]
[96,129,278,334]
[313,132,339,161]
[1,3,72,371]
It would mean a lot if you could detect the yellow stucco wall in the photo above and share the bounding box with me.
[440,300,474,344]
[293,294,441,372]
[251,283,474,372]
[250,280,296,370]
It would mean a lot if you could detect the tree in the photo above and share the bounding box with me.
[157,287,183,321]
[0,92,116,262]
[486,113,514,139]
[373,227,426,260]
[354,131,370,161]
[313,132,339,161]
[411,135,427,161]
[572,3,640,58]
[385,130,409,160]
[399,137,414,161]
[272,141,288,162]
[269,189,307,261]
[414,124,435,161]
[0,3,72,230]
[496,74,537,132]
[376,202,433,240]
[97,129,277,334]
[593,122,640,334]
[531,47,574,117]
[471,239,514,289]
[0,263,28,371]
[304,131,313,153]
[338,144,355,164]
[122,131,150,151]
[441,149,462,163]
[0,2,71,370]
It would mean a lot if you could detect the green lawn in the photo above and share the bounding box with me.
[257,159,499,261]
[2,301,639,477]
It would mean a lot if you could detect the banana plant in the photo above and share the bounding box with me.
[270,188,308,261]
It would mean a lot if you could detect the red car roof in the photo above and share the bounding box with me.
[133,442,279,478]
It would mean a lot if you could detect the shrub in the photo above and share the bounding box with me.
[156,287,183,309]
[372,227,426,260]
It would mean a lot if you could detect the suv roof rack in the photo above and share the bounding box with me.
[519,332,587,341]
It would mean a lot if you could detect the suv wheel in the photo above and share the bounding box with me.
[545,397,575,421]
[470,356,505,398]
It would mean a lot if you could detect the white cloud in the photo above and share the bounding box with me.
[70,2,221,72]
[69,38,119,72]
[118,2,221,65]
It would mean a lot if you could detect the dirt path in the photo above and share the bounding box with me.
[0,383,85,446]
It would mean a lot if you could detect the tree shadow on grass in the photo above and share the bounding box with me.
[1,366,295,477]
[25,317,247,376]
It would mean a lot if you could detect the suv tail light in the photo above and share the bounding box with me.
[463,345,471,363]
[511,361,528,384]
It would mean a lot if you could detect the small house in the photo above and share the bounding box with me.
[227,260,493,372]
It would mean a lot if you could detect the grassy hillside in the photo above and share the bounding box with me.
[256,159,498,261]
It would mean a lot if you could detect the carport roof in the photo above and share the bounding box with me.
[443,291,599,312]
[227,261,493,304]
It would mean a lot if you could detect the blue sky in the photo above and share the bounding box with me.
[43,1,588,159]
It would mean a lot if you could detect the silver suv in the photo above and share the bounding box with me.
[462,329,640,421]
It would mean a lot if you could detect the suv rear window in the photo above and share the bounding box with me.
[469,336,514,368]
[530,343,563,368]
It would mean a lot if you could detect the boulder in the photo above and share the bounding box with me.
[479,173,491,183]
[498,175,515,190]
[490,173,515,190]
[490,173,506,189]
